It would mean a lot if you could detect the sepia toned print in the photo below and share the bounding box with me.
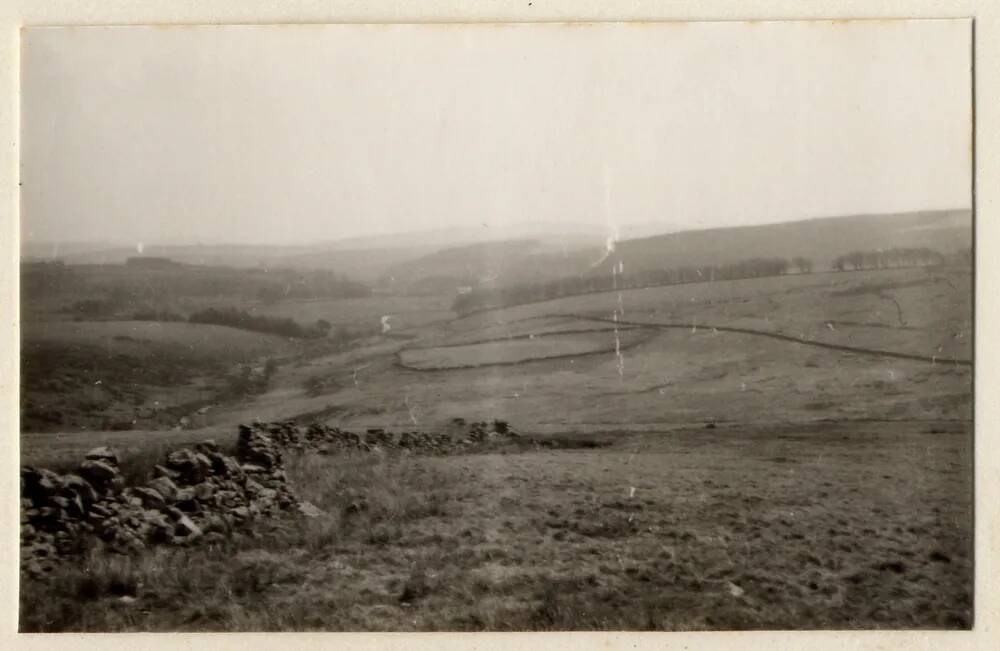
[18,21,972,631]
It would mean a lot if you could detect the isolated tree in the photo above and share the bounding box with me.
[845,252,865,271]
[791,257,814,274]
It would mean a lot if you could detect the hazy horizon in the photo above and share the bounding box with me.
[19,206,972,251]
[21,22,972,247]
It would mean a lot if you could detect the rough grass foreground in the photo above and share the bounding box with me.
[21,423,972,632]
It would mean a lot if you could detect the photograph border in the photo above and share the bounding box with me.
[1,2,996,650]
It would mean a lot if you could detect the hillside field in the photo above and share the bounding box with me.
[381,210,970,293]
[20,263,974,631]
[20,420,971,631]
[247,294,454,333]
[22,265,972,454]
[20,321,300,433]
[183,266,969,434]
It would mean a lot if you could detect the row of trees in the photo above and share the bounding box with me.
[452,256,807,315]
[831,247,946,272]
[66,295,373,343]
[188,307,331,339]
[452,244,961,316]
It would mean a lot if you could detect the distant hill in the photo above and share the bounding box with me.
[599,209,971,277]
[315,220,608,252]
[382,238,607,293]
[22,210,970,290]
[22,242,318,268]
[383,210,971,293]
[21,242,443,282]
[21,240,134,261]
[20,221,610,283]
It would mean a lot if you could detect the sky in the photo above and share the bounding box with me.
[21,21,972,246]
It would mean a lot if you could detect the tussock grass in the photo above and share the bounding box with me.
[287,451,460,546]
[21,422,973,632]
[20,451,465,631]
[38,437,240,487]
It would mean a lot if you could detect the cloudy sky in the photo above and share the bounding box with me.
[21,20,972,246]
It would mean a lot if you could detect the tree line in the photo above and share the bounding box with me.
[831,247,946,272]
[452,256,804,315]
[452,246,956,316]
[185,307,377,344]
[187,307,332,339]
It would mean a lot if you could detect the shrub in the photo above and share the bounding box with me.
[188,307,319,339]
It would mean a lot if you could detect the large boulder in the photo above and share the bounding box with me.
[174,514,203,540]
[84,447,120,466]
[194,439,219,455]
[207,452,244,480]
[153,464,180,480]
[165,449,212,484]
[61,474,99,506]
[146,476,179,503]
[192,482,216,502]
[20,467,63,501]
[60,494,86,520]
[129,486,166,508]
[143,510,173,543]
[78,460,120,490]
[237,424,282,469]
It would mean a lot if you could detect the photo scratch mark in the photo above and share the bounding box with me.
[353,363,372,386]
[403,394,418,425]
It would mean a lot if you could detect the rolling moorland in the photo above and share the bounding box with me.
[19,209,973,631]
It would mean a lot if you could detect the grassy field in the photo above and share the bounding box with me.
[19,265,974,631]
[20,420,971,631]
[450,267,971,361]
[194,267,968,432]
[20,320,299,432]
[20,266,973,444]
[418,316,641,348]
[398,329,650,370]
[23,320,300,357]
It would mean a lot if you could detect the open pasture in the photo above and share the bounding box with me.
[20,320,299,433]
[397,329,650,371]
[20,420,972,631]
[23,319,299,361]
[17,267,975,633]
[418,315,639,348]
[259,267,972,431]
[455,267,971,362]
[307,327,972,432]
[21,266,973,441]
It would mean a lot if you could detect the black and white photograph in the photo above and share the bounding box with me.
[16,20,974,632]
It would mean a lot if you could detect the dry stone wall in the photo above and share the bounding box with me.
[265,418,532,455]
[21,418,534,576]
[20,423,316,577]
